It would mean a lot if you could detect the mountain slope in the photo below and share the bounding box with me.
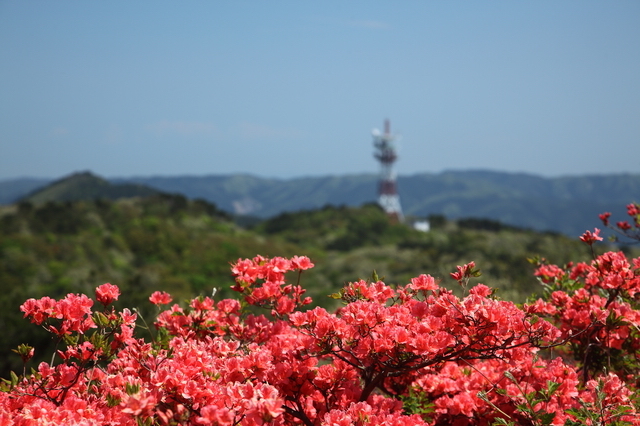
[117,174,377,216]
[3,170,639,236]
[20,171,163,204]
[124,171,640,236]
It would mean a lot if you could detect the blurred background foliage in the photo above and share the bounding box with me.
[1,195,636,377]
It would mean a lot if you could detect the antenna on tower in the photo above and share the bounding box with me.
[372,119,403,222]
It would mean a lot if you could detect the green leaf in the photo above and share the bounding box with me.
[93,311,110,327]
[10,371,19,387]
[545,380,560,396]
[63,333,79,346]
[106,394,121,407]
[125,382,140,395]
[538,412,556,425]
[328,291,342,300]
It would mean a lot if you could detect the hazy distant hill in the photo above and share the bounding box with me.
[121,171,640,236]
[117,174,377,216]
[19,171,163,204]
[0,177,49,205]
[397,171,640,236]
[2,170,639,236]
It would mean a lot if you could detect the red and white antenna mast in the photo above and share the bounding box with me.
[372,119,403,222]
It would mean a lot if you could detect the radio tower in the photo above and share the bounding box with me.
[373,119,403,222]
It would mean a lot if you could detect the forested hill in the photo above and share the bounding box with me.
[2,170,639,236]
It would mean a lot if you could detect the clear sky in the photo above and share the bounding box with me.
[1,1,639,180]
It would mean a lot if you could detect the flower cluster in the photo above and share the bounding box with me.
[20,293,95,336]
[231,255,314,317]
[530,249,640,384]
[579,228,603,245]
[599,202,640,242]
[2,236,640,425]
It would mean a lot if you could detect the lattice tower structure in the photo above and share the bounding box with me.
[373,119,403,222]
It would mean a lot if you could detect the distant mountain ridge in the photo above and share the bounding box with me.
[2,170,639,237]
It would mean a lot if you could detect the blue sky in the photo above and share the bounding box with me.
[1,1,639,180]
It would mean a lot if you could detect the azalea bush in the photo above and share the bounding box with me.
[2,204,640,425]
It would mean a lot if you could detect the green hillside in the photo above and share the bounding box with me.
[1,194,634,377]
[1,194,331,376]
[251,204,614,301]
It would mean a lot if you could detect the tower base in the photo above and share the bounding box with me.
[378,194,404,223]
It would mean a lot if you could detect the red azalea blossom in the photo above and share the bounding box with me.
[535,263,566,284]
[450,261,475,281]
[409,274,438,292]
[599,212,611,226]
[291,255,314,270]
[618,221,632,230]
[149,291,173,305]
[579,228,603,245]
[96,283,120,306]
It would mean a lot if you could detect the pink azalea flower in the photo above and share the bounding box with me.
[579,228,603,245]
[149,291,173,305]
[96,283,120,306]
